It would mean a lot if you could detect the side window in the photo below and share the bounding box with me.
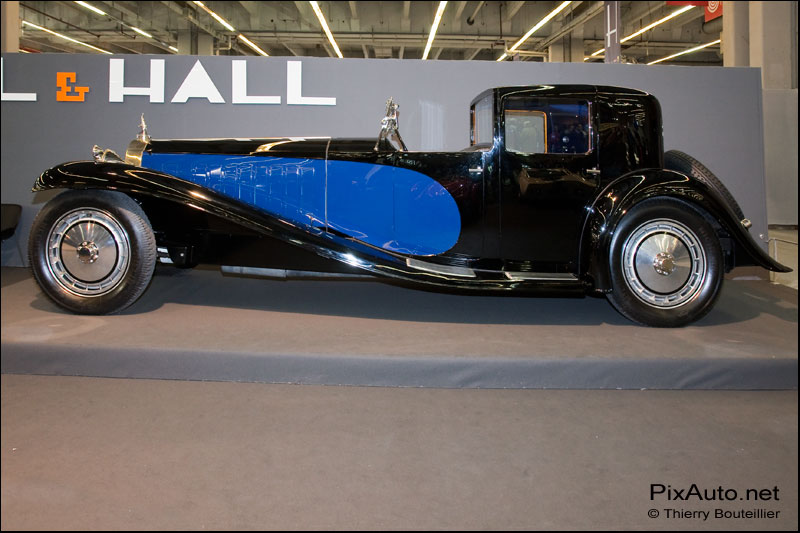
[504,97,591,155]
[505,110,547,154]
[471,94,494,146]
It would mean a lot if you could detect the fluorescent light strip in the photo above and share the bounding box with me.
[22,20,112,54]
[74,1,106,16]
[497,0,571,61]
[647,39,721,65]
[422,1,447,60]
[239,34,269,56]
[131,26,153,39]
[193,1,236,32]
[75,0,180,53]
[590,5,696,57]
[309,1,343,58]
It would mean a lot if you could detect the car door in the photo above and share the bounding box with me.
[498,91,600,274]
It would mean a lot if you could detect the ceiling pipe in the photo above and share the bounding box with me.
[466,1,485,25]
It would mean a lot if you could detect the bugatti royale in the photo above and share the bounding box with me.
[28,85,790,326]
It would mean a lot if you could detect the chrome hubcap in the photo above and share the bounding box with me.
[77,241,100,263]
[622,219,706,309]
[46,208,130,297]
[653,252,676,276]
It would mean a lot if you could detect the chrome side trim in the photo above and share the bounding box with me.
[406,258,476,278]
[503,271,578,281]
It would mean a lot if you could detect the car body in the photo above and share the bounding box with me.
[28,85,790,326]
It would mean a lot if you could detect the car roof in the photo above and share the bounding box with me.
[470,85,650,106]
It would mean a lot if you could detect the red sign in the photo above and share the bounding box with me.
[705,1,722,22]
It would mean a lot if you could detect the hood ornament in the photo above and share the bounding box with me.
[137,113,150,143]
[374,97,407,152]
[92,144,123,163]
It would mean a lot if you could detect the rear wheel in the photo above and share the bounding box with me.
[607,198,723,327]
[28,190,156,314]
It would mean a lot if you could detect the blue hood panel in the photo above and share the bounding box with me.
[140,153,462,256]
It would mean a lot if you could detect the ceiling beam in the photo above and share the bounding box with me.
[535,1,603,51]
[98,0,139,20]
[238,1,258,16]
[283,43,301,56]
[19,36,78,54]
[160,1,226,41]
[465,48,482,60]
[505,1,526,21]
[293,0,316,29]
[453,1,467,19]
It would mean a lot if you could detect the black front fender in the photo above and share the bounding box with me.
[579,168,790,292]
[33,161,574,292]
[34,160,339,249]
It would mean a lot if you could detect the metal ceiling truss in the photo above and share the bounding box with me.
[14,1,722,65]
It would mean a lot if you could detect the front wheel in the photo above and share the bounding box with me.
[28,190,156,314]
[606,198,723,327]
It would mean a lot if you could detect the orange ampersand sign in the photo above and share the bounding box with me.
[56,72,90,102]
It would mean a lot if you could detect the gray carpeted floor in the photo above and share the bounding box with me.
[2,266,797,389]
[1,375,797,530]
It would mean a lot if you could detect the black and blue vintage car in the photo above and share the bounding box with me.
[28,85,789,326]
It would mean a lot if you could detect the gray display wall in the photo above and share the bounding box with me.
[1,53,768,267]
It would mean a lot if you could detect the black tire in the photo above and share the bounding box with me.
[28,190,156,314]
[606,198,724,327]
[663,149,745,221]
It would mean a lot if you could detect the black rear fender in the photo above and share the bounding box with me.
[579,168,790,292]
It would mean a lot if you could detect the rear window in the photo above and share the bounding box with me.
[504,97,591,155]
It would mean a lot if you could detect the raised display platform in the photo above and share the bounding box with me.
[1,266,796,389]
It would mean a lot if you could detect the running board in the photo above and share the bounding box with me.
[221,266,372,280]
[406,258,476,278]
[405,258,579,283]
[503,271,578,281]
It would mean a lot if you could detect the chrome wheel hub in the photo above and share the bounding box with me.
[653,252,676,276]
[46,208,130,297]
[622,219,706,309]
[77,241,100,263]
